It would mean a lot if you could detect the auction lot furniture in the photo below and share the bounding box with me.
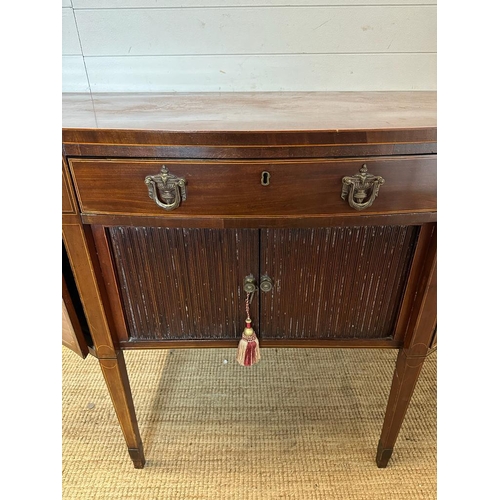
[62,92,436,469]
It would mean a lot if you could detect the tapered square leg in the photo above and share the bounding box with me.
[377,223,436,467]
[376,348,425,468]
[128,444,146,469]
[376,441,394,469]
[99,351,145,469]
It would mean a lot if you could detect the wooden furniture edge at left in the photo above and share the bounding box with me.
[63,156,145,467]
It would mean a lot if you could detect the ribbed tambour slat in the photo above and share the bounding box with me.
[108,227,259,340]
[260,226,418,339]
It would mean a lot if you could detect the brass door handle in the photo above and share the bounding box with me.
[341,164,385,211]
[244,274,273,299]
[243,275,258,304]
[260,275,273,293]
[243,275,257,294]
[145,166,187,211]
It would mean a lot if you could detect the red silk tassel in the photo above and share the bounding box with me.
[237,319,260,367]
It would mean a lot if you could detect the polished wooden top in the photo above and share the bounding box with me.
[62,92,436,132]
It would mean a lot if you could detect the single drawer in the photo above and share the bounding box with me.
[69,156,436,217]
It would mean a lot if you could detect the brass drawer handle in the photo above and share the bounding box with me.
[341,164,385,211]
[145,166,187,211]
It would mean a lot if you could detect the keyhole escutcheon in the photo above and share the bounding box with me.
[261,171,271,186]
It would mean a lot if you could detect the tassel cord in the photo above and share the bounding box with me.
[237,291,261,367]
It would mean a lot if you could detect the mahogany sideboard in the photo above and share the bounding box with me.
[62,92,437,469]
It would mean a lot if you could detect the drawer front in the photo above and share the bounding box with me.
[69,156,436,217]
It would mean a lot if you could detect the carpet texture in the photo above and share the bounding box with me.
[62,347,436,499]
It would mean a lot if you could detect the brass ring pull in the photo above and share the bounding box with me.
[145,166,187,211]
[341,164,385,211]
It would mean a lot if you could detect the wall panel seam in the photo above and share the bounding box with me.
[72,5,438,11]
[70,7,94,106]
[82,52,436,58]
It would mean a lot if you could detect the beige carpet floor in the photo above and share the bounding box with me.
[62,347,436,499]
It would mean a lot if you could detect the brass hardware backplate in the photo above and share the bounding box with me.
[260,275,273,293]
[243,275,257,303]
[341,164,385,211]
[243,275,257,294]
[145,166,187,211]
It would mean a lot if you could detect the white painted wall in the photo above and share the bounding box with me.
[62,1,436,93]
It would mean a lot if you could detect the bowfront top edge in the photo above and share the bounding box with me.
[62,91,437,134]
